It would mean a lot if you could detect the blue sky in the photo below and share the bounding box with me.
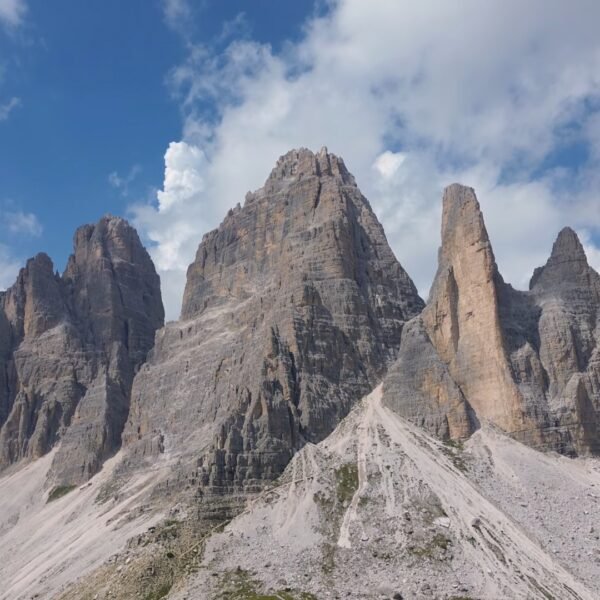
[0,0,315,282]
[1,0,600,319]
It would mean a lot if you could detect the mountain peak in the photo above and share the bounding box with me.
[530,226,590,290]
[265,147,355,187]
[440,183,491,262]
[0,214,164,481]
[551,226,586,262]
[183,147,418,321]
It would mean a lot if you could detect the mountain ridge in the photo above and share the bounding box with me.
[0,148,599,600]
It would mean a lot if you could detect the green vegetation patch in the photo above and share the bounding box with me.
[408,533,452,559]
[215,568,317,600]
[47,485,76,503]
[442,438,468,472]
[334,462,359,505]
[144,582,173,600]
[443,438,464,451]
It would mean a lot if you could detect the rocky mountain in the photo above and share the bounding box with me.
[0,216,164,485]
[384,184,600,456]
[121,147,424,505]
[0,150,599,600]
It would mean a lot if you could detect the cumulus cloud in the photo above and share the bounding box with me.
[135,0,600,318]
[0,0,26,28]
[0,96,20,121]
[373,152,406,180]
[131,142,217,319]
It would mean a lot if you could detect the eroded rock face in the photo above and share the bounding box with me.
[384,184,600,455]
[516,227,600,453]
[0,216,164,483]
[123,147,424,498]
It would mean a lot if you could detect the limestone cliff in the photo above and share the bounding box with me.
[0,216,164,483]
[513,226,600,453]
[384,184,600,455]
[123,147,424,499]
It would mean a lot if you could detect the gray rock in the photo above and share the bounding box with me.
[122,147,424,498]
[383,184,600,455]
[0,216,164,484]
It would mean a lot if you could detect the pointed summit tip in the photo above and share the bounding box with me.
[530,227,589,290]
[551,226,586,261]
[439,183,489,251]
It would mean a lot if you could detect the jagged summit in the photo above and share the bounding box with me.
[265,146,356,188]
[530,226,595,291]
[182,147,419,321]
[387,183,527,440]
[1,252,64,340]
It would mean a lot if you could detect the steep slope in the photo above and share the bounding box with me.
[0,216,164,485]
[173,387,598,600]
[384,184,600,455]
[122,147,424,503]
[0,449,170,600]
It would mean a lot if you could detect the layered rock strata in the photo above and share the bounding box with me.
[0,216,164,484]
[384,184,600,455]
[123,147,424,498]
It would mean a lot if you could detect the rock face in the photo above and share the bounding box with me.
[384,184,600,455]
[512,227,600,453]
[0,216,164,484]
[123,147,424,498]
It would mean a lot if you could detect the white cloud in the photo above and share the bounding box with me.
[4,210,42,237]
[136,0,600,318]
[161,0,192,34]
[0,96,20,121]
[157,142,205,212]
[0,0,25,28]
[373,152,406,180]
[108,164,142,197]
[131,142,215,319]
